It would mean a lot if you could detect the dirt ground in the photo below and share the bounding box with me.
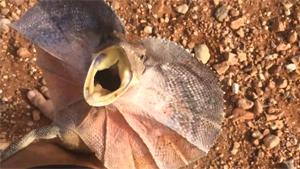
[0,0,300,168]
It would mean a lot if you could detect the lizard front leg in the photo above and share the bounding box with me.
[0,124,61,162]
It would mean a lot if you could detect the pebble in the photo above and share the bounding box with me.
[229,8,240,17]
[0,18,11,32]
[238,98,254,110]
[237,52,247,62]
[1,8,9,15]
[226,52,238,65]
[236,28,245,38]
[254,100,263,114]
[263,134,280,149]
[270,120,284,130]
[175,4,189,14]
[111,1,120,10]
[252,130,263,139]
[17,47,31,58]
[213,62,229,75]
[27,121,34,127]
[276,43,291,51]
[215,5,230,22]
[194,44,210,64]
[0,140,11,151]
[231,108,254,121]
[143,26,153,34]
[288,31,298,43]
[13,0,24,6]
[230,142,240,155]
[285,63,296,73]
[272,18,286,32]
[230,17,246,30]
[232,83,239,94]
[32,110,41,121]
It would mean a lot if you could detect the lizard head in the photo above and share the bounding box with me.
[83,42,146,107]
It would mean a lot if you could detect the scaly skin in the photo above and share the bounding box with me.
[1,1,225,169]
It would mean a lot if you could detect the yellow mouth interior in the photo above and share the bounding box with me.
[83,46,132,107]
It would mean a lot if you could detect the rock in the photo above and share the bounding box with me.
[213,0,220,6]
[238,98,254,110]
[175,4,189,14]
[13,0,24,6]
[263,134,280,149]
[278,78,288,89]
[236,28,245,38]
[230,17,246,30]
[0,139,11,150]
[230,142,240,155]
[270,120,284,130]
[32,110,41,121]
[231,108,254,121]
[215,5,230,22]
[237,52,247,62]
[229,8,240,17]
[232,83,239,94]
[285,63,296,73]
[27,121,34,127]
[272,18,286,32]
[194,44,210,64]
[288,31,298,43]
[252,130,263,139]
[254,100,264,114]
[276,43,291,51]
[1,8,9,15]
[111,1,120,10]
[143,26,153,34]
[0,18,11,32]
[213,62,229,75]
[226,52,238,65]
[17,47,31,58]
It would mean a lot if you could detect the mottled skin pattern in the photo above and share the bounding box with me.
[0,1,224,169]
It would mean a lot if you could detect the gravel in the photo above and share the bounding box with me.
[194,44,210,64]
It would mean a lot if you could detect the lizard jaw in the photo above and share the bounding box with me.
[83,45,133,107]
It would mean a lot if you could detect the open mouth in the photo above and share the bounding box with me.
[83,46,132,106]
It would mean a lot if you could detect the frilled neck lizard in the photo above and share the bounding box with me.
[0,1,224,169]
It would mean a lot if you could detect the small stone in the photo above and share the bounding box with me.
[285,63,296,73]
[288,31,298,43]
[226,52,238,65]
[282,1,293,9]
[231,108,254,121]
[0,18,11,32]
[253,139,260,146]
[213,0,219,6]
[237,52,247,62]
[194,44,210,64]
[230,142,240,155]
[27,121,34,127]
[215,5,230,22]
[0,89,2,95]
[254,100,264,114]
[278,78,288,89]
[252,130,263,139]
[13,0,24,6]
[276,43,291,51]
[143,26,153,34]
[272,18,286,32]
[175,4,189,14]
[111,1,120,10]
[230,17,246,30]
[0,140,11,151]
[232,83,239,94]
[213,62,229,75]
[236,28,245,38]
[238,98,254,110]
[1,8,9,15]
[229,8,240,17]
[17,47,31,58]
[270,120,284,130]
[32,110,41,121]
[263,134,280,149]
